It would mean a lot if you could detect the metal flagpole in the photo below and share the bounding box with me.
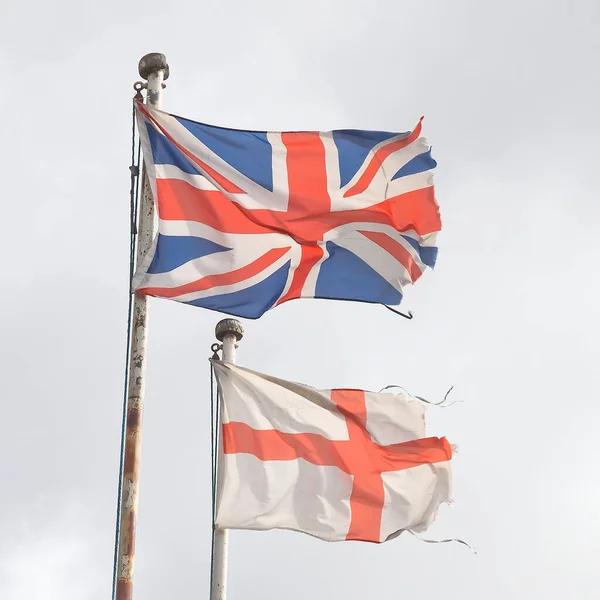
[115,53,169,600]
[212,318,244,600]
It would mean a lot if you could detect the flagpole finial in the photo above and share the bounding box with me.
[138,53,170,81]
[215,319,244,342]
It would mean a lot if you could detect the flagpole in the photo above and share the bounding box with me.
[212,318,244,600]
[114,53,169,600]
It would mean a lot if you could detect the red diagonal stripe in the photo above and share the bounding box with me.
[343,119,423,199]
[138,103,245,193]
[276,244,324,305]
[359,230,423,282]
[138,246,290,298]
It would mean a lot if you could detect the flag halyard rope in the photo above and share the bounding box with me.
[111,98,142,600]
[209,357,221,598]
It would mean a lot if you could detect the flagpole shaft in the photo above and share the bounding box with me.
[115,53,169,600]
[212,319,244,600]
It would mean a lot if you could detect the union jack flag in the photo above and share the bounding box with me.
[133,103,441,319]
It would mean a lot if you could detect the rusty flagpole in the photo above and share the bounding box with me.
[114,53,169,600]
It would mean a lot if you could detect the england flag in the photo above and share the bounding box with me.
[212,361,453,543]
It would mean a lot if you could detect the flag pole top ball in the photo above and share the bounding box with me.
[138,53,170,81]
[215,319,244,342]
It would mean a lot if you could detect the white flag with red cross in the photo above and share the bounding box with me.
[212,361,453,543]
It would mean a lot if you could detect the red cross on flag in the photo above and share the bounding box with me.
[212,361,454,543]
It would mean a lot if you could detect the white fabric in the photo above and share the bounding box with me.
[212,361,453,543]
[218,454,354,542]
[380,462,453,539]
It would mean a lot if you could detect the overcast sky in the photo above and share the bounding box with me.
[1,0,599,598]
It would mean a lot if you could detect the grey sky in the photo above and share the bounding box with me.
[1,0,599,598]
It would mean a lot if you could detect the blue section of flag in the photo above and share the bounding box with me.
[333,130,402,188]
[186,260,291,319]
[400,235,438,268]
[315,242,402,305]
[392,149,437,181]
[147,235,230,275]
[176,117,274,191]
[146,124,200,174]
